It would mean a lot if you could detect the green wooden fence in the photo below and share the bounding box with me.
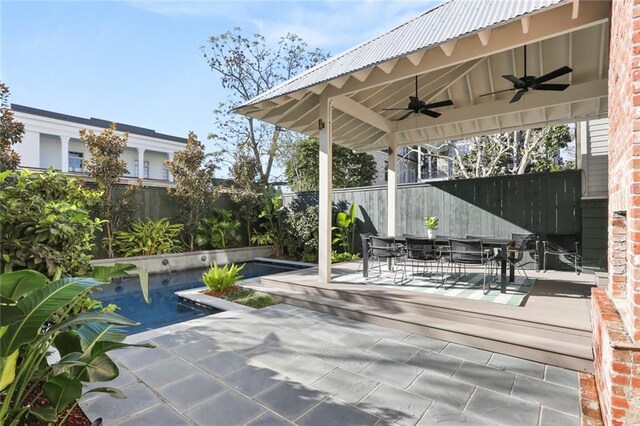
[283,171,597,268]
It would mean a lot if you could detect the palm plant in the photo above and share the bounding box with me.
[202,262,245,293]
[196,209,242,249]
[113,218,183,257]
[332,203,358,254]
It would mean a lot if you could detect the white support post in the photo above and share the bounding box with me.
[167,152,174,182]
[137,148,145,179]
[60,136,69,172]
[387,133,397,237]
[318,94,333,283]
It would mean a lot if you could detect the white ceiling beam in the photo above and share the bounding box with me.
[309,83,329,95]
[440,40,457,57]
[332,95,396,133]
[261,93,317,122]
[280,103,318,128]
[377,59,399,74]
[352,111,609,152]
[521,16,531,34]
[407,50,426,66]
[324,0,609,98]
[330,76,350,89]
[477,29,492,46]
[572,0,580,19]
[422,58,486,103]
[352,68,374,82]
[289,91,305,101]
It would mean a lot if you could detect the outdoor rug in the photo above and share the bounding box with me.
[332,271,535,306]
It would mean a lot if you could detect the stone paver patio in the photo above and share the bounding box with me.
[81,304,581,425]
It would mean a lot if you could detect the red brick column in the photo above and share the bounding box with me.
[597,0,640,423]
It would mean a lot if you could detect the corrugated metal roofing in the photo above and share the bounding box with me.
[239,0,566,108]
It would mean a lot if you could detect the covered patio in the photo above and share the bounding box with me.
[235,0,610,372]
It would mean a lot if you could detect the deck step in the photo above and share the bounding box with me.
[257,277,594,373]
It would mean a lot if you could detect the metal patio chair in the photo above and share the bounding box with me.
[447,238,498,294]
[369,236,406,284]
[403,235,441,280]
[541,233,582,274]
[506,233,539,284]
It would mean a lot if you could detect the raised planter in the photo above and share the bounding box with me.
[175,277,264,312]
[91,246,274,274]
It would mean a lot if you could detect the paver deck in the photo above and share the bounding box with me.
[81,304,582,425]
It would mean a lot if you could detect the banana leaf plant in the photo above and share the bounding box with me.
[332,203,358,255]
[0,264,151,425]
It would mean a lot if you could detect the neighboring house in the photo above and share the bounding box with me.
[11,104,187,185]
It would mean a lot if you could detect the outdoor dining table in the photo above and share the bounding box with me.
[361,235,516,294]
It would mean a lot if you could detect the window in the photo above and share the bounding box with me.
[134,160,150,179]
[68,151,83,172]
[162,166,169,181]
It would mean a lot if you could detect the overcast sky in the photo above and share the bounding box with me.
[2,0,439,178]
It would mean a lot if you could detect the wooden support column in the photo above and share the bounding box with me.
[387,133,397,237]
[318,94,333,283]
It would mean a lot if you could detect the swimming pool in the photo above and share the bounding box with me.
[94,260,303,333]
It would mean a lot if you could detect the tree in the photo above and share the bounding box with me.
[166,131,218,251]
[0,82,24,172]
[225,139,263,245]
[403,125,573,179]
[203,28,328,185]
[81,123,139,258]
[284,137,378,192]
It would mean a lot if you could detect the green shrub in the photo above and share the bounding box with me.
[224,286,276,308]
[331,251,360,264]
[0,169,102,278]
[196,209,242,249]
[285,205,318,262]
[233,291,276,308]
[0,266,151,425]
[113,218,183,257]
[202,262,244,293]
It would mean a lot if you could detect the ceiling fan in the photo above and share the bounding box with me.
[480,45,573,103]
[382,76,454,121]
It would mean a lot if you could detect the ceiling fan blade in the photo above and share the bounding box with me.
[502,74,525,86]
[509,89,526,103]
[532,66,573,84]
[424,99,453,109]
[479,88,517,97]
[420,109,441,118]
[381,108,411,111]
[396,111,415,121]
[533,83,570,91]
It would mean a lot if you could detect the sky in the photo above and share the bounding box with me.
[2,0,437,178]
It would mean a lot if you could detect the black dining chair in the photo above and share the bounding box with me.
[507,233,539,282]
[357,233,373,273]
[447,238,497,294]
[403,236,441,280]
[369,236,406,283]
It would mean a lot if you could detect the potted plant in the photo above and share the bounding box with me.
[424,216,439,239]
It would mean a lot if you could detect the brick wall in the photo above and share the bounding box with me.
[592,290,640,425]
[598,0,640,423]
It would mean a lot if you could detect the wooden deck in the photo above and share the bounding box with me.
[253,262,596,373]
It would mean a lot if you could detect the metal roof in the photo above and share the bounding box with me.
[240,0,566,108]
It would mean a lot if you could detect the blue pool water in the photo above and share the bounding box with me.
[94,260,302,333]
